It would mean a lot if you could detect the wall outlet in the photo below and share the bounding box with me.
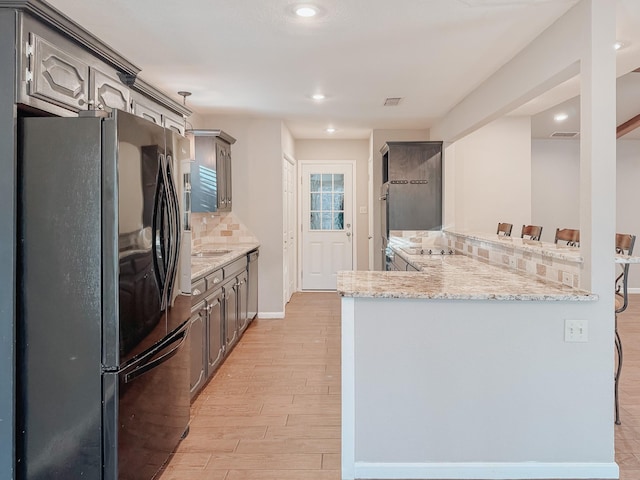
[359,206,367,214]
[565,319,588,342]
[562,272,573,287]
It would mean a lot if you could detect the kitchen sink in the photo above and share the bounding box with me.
[192,249,231,258]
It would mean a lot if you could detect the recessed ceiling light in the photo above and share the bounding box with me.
[312,93,325,101]
[325,127,336,134]
[554,113,569,122]
[295,5,317,17]
[614,41,626,51]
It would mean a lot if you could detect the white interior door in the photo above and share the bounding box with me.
[301,162,354,290]
[283,157,296,304]
[287,162,296,297]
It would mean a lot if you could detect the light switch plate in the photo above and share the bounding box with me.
[565,319,588,342]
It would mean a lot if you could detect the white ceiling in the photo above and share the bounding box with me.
[45,0,640,139]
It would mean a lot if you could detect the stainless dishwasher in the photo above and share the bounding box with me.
[247,249,259,321]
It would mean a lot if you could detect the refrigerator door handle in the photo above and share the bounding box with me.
[152,160,168,302]
[158,153,174,309]
[165,154,181,300]
[123,321,189,384]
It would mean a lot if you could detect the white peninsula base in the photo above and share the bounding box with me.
[339,271,617,480]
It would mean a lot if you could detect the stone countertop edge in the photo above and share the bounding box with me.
[336,264,598,302]
[191,242,260,281]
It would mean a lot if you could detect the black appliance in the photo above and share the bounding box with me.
[380,141,443,269]
[17,110,191,479]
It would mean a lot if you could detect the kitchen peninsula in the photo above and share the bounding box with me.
[338,232,618,480]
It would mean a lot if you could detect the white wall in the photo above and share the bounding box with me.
[371,129,430,270]
[448,117,532,234]
[193,115,286,316]
[295,139,370,270]
[531,139,580,243]
[532,137,640,288]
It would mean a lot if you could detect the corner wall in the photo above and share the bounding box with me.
[192,115,286,316]
[447,117,532,234]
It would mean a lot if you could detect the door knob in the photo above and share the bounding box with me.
[346,232,351,237]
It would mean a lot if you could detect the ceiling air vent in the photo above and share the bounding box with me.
[550,131,579,138]
[384,97,402,106]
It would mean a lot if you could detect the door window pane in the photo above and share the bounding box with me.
[321,212,333,230]
[310,174,321,192]
[309,173,345,231]
[333,193,344,210]
[310,193,321,211]
[334,174,344,192]
[321,174,333,192]
[310,212,321,230]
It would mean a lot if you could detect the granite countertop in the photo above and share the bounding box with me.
[445,230,583,264]
[191,242,260,280]
[337,252,596,301]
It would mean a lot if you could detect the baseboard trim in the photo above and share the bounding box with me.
[352,461,619,479]
[257,311,285,319]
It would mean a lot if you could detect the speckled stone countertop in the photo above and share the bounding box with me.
[337,252,597,301]
[191,242,260,281]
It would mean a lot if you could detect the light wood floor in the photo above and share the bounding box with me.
[159,291,640,480]
[616,294,640,480]
[158,292,341,480]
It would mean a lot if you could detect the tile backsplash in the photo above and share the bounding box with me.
[191,212,259,250]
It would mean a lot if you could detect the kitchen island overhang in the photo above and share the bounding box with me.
[338,267,619,480]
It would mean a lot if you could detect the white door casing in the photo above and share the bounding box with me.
[368,154,374,271]
[300,161,354,290]
[283,155,296,304]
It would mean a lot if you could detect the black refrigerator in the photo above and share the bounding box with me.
[17,109,192,479]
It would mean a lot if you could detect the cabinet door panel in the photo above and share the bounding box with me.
[189,306,206,399]
[132,99,162,125]
[207,293,224,374]
[191,136,219,212]
[216,142,227,211]
[29,33,89,112]
[90,68,130,112]
[224,145,232,210]
[237,271,249,334]
[164,115,185,136]
[224,281,238,349]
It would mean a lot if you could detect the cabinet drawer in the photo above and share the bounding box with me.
[223,258,247,278]
[205,269,224,290]
[191,279,206,305]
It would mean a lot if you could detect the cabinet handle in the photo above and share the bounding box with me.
[192,288,202,296]
[213,277,220,284]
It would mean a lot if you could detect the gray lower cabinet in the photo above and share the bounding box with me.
[189,301,207,398]
[223,277,239,350]
[206,290,224,374]
[190,256,251,401]
[237,270,249,334]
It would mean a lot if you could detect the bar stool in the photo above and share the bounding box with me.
[497,222,512,236]
[521,225,543,241]
[555,228,580,246]
[614,233,635,425]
